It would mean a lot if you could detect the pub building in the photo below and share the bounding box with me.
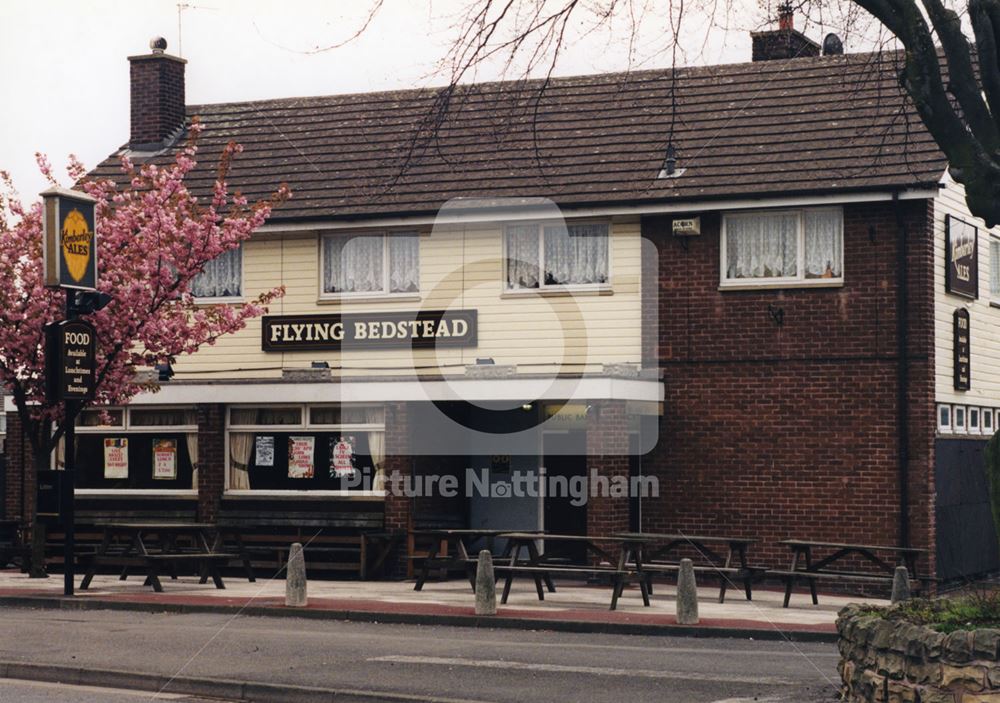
[5,14,1000,582]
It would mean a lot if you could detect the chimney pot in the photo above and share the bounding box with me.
[150,36,168,53]
[778,3,794,30]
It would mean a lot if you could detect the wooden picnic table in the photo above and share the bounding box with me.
[411,529,536,591]
[79,522,237,593]
[613,532,764,605]
[495,533,628,609]
[776,539,930,607]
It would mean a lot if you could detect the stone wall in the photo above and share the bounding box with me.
[838,603,1000,702]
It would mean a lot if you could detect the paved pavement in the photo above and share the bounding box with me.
[0,568,883,637]
[0,606,843,702]
[0,679,217,703]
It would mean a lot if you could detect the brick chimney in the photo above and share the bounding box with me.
[128,37,187,150]
[751,4,820,61]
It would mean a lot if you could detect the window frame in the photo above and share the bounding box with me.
[937,404,952,434]
[318,230,421,301]
[719,207,845,290]
[502,219,613,294]
[72,405,198,496]
[191,244,244,303]
[990,235,1000,305]
[953,405,967,434]
[225,403,386,498]
[983,407,995,436]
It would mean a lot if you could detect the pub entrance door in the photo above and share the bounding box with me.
[542,430,587,563]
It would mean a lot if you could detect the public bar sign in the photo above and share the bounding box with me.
[261,309,478,352]
[954,307,971,391]
[41,186,99,291]
[946,215,978,299]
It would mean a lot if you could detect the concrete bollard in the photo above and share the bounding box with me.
[285,542,307,607]
[891,565,911,604]
[676,558,699,625]
[475,549,497,616]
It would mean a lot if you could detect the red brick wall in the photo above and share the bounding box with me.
[586,400,630,540]
[4,412,30,523]
[641,200,937,573]
[196,404,225,523]
[129,53,186,147]
[383,402,411,575]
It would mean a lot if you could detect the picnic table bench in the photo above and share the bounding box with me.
[411,529,537,591]
[614,532,766,605]
[774,539,931,607]
[79,522,238,593]
[493,533,632,610]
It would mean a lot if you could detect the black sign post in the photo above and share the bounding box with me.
[41,187,101,597]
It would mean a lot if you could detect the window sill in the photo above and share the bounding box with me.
[317,293,422,305]
[718,279,844,292]
[75,489,198,497]
[223,490,386,500]
[990,301,1000,310]
[194,296,245,306]
[501,286,613,299]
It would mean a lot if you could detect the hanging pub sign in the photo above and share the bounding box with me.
[946,215,978,299]
[45,318,97,402]
[954,308,971,391]
[261,309,478,352]
[41,186,99,291]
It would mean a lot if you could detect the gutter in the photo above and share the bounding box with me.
[892,191,911,548]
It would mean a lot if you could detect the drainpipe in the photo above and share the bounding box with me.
[892,192,911,548]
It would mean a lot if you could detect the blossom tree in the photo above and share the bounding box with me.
[0,121,288,471]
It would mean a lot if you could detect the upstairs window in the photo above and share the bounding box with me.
[191,245,242,299]
[322,232,419,297]
[721,208,843,287]
[990,236,1000,301]
[506,222,609,289]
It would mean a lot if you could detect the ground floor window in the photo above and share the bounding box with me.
[71,407,198,490]
[227,405,385,494]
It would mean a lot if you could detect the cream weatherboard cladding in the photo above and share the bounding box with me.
[933,175,1000,407]
[172,219,644,378]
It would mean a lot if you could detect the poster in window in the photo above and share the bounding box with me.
[288,436,315,479]
[255,436,275,467]
[152,438,178,480]
[331,436,355,477]
[103,438,128,479]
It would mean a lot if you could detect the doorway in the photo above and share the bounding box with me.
[542,430,587,562]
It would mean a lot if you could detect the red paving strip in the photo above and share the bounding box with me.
[0,586,836,634]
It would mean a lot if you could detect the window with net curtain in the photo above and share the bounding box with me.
[506,222,609,288]
[723,209,843,283]
[990,237,1000,300]
[191,245,242,298]
[322,232,419,295]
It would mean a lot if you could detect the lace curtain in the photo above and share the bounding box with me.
[726,212,798,279]
[991,239,1000,298]
[191,246,242,298]
[366,407,386,491]
[323,235,383,293]
[506,224,540,289]
[229,408,256,490]
[543,223,609,285]
[804,210,843,279]
[389,234,420,292]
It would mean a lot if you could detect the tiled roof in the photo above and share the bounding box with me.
[92,50,947,222]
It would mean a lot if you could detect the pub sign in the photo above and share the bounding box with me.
[45,319,97,402]
[946,215,978,299]
[42,186,98,291]
[262,309,478,352]
[954,307,971,391]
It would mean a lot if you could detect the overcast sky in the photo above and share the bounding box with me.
[0,0,866,203]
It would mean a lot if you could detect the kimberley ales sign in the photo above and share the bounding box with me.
[42,187,98,291]
[946,215,978,299]
[262,310,478,352]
